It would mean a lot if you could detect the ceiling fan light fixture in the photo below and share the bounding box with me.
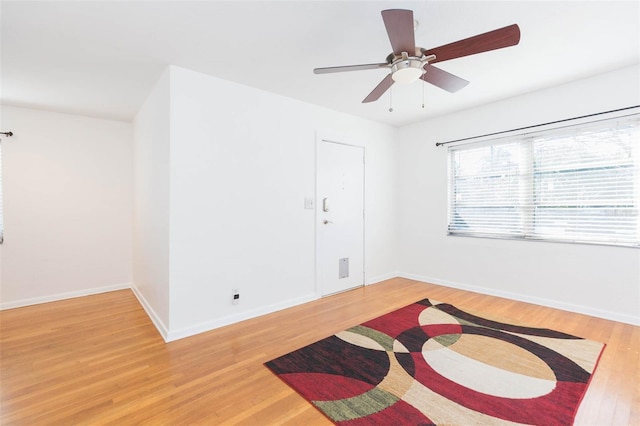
[391,58,424,83]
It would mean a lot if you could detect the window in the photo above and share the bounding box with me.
[448,115,640,247]
[0,142,3,244]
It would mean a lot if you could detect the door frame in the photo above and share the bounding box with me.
[314,131,366,297]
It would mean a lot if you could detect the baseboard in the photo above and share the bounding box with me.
[0,282,131,311]
[366,271,399,285]
[129,284,170,341]
[399,272,640,326]
[165,292,319,342]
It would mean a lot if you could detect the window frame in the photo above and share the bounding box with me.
[446,113,640,248]
[0,141,3,244]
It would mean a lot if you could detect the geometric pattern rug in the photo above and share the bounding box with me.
[265,298,605,425]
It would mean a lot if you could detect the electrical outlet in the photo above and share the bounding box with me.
[232,288,240,305]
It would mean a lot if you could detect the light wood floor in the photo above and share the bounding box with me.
[1,277,638,425]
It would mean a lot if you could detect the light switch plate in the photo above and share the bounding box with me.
[304,198,314,209]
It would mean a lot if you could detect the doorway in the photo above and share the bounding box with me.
[316,138,364,296]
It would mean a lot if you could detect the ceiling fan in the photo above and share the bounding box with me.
[313,9,520,103]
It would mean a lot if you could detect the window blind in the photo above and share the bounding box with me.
[448,115,640,247]
[0,142,3,244]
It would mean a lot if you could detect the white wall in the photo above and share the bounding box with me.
[166,66,398,338]
[136,66,397,340]
[7,63,634,339]
[0,105,132,308]
[131,69,171,333]
[397,65,640,325]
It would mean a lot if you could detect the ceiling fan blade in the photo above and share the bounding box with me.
[362,74,394,103]
[426,24,520,64]
[421,64,469,93]
[381,9,416,56]
[314,63,389,74]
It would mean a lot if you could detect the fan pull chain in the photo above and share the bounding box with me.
[388,82,393,113]
[422,82,425,109]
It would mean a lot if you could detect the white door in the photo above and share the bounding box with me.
[317,140,364,296]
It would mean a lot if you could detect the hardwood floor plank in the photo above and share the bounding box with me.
[1,277,637,425]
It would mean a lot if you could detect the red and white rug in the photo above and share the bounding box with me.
[266,298,605,425]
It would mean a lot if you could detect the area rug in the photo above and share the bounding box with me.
[265,298,605,425]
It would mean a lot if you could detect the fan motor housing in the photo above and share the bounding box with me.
[387,48,433,83]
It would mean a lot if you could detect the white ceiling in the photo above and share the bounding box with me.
[2,1,639,127]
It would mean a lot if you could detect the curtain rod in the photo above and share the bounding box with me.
[0,131,13,137]
[435,105,640,147]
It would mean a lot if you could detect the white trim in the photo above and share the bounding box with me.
[0,282,131,310]
[366,271,399,285]
[399,272,640,326]
[130,284,170,341]
[164,292,318,342]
